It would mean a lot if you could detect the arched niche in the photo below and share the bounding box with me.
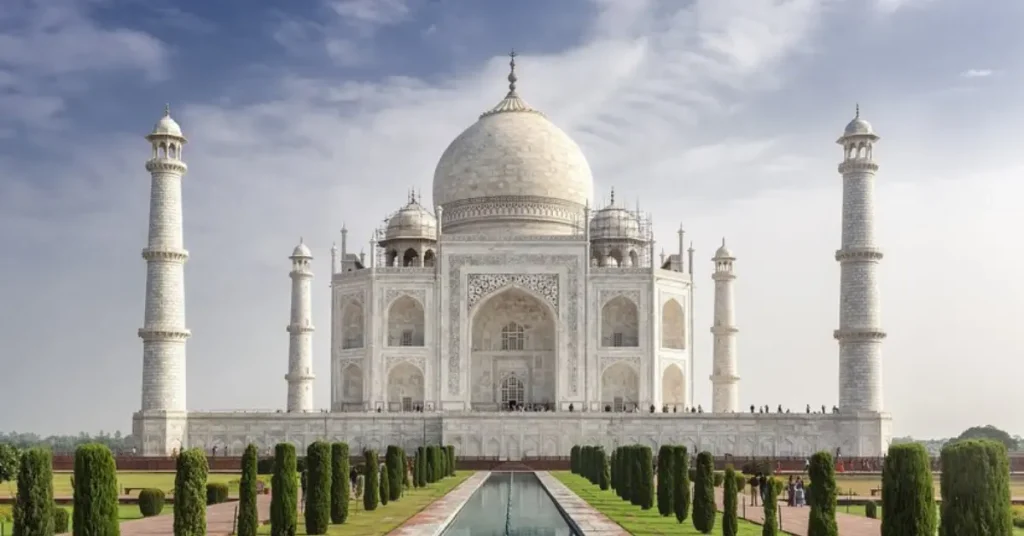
[661,298,686,350]
[469,287,556,409]
[387,362,424,412]
[601,361,639,412]
[341,363,363,410]
[601,296,639,347]
[662,363,686,409]
[341,300,364,349]
[387,295,425,346]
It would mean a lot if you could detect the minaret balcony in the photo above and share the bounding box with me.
[138,327,191,341]
[833,328,887,341]
[142,248,189,262]
[145,159,188,173]
[286,324,315,334]
[285,373,315,381]
[834,247,883,262]
[710,326,739,335]
[838,160,879,174]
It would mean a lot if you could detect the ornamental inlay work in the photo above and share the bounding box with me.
[384,288,427,308]
[467,274,558,310]
[448,254,580,396]
[601,356,641,372]
[385,355,425,375]
[599,289,641,307]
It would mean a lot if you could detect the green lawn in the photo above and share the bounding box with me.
[0,503,174,531]
[256,472,471,536]
[0,471,257,498]
[553,472,771,536]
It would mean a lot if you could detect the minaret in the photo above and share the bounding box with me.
[710,239,740,413]
[139,105,190,414]
[286,238,315,412]
[835,106,885,413]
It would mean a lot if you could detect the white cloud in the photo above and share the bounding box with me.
[4,0,1024,440]
[961,68,995,78]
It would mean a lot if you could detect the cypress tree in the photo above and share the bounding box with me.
[599,448,611,491]
[656,445,674,517]
[571,446,580,474]
[637,446,654,510]
[270,443,298,536]
[237,444,259,536]
[174,448,208,536]
[881,443,936,536]
[620,447,633,502]
[304,442,332,534]
[610,450,618,491]
[434,446,444,482]
[416,447,427,487]
[425,446,436,484]
[411,450,420,488]
[807,451,838,536]
[446,445,456,477]
[14,447,54,536]
[72,444,119,536]
[401,449,411,489]
[363,450,380,511]
[762,473,779,536]
[940,439,1012,536]
[673,446,690,523]
[385,446,403,501]
[692,451,716,534]
[330,443,350,524]
[379,460,390,506]
[722,465,739,536]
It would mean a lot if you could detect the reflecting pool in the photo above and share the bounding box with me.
[441,472,579,536]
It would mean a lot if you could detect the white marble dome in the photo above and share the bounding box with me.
[150,106,184,138]
[291,240,312,258]
[385,197,437,241]
[844,116,874,136]
[590,203,642,241]
[431,68,594,235]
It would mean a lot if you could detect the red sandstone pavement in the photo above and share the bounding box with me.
[58,495,272,536]
[718,490,881,536]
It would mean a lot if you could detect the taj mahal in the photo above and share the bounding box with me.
[132,54,892,459]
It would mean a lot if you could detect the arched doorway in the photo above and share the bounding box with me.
[662,363,686,410]
[470,287,556,410]
[601,361,639,412]
[387,362,424,412]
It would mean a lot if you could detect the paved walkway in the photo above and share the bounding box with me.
[60,495,272,536]
[389,471,490,536]
[536,472,630,536]
[719,490,881,536]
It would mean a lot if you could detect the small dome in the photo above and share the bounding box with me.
[844,117,874,136]
[385,196,437,241]
[714,239,734,259]
[151,105,183,137]
[590,198,642,241]
[291,240,312,258]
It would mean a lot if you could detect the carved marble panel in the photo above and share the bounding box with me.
[598,289,641,307]
[600,355,640,372]
[384,288,427,308]
[448,254,580,396]
[467,273,558,310]
[385,355,426,374]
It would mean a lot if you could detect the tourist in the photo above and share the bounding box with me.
[795,478,806,506]
[758,473,768,505]
[787,476,796,506]
[749,473,760,506]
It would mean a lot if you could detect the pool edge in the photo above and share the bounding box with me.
[387,471,492,536]
[534,471,630,535]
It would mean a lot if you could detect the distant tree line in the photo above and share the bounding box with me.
[892,424,1021,454]
[0,431,134,454]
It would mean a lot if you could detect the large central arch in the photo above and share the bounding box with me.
[469,286,557,410]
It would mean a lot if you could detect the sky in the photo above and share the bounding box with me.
[1,0,1021,440]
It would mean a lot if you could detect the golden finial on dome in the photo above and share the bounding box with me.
[164,103,171,117]
[855,103,860,119]
[508,49,517,93]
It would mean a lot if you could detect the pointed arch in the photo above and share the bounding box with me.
[662,363,686,408]
[341,363,363,407]
[386,361,423,411]
[341,300,364,349]
[423,249,436,267]
[601,296,639,347]
[661,298,686,350]
[386,295,425,346]
[601,361,639,412]
[402,248,419,266]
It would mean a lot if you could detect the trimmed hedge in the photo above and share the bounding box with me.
[673,446,691,524]
[402,449,411,488]
[940,438,1012,536]
[762,473,779,536]
[270,443,298,536]
[446,445,456,477]
[713,471,725,488]
[54,507,69,534]
[330,442,350,524]
[432,446,443,482]
[807,451,838,536]
[656,446,674,517]
[865,501,878,519]
[425,447,436,484]
[722,466,738,536]
[881,443,934,536]
[379,461,390,506]
[206,483,229,505]
[734,472,747,493]
[14,447,54,536]
[304,442,332,534]
[416,447,426,488]
[138,488,165,517]
[637,446,654,510]
[571,446,580,474]
[72,443,119,536]
[385,446,403,501]
[692,451,716,534]
[599,448,610,491]
[257,457,275,475]
[175,449,209,536]
[238,444,259,536]
[363,450,380,511]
